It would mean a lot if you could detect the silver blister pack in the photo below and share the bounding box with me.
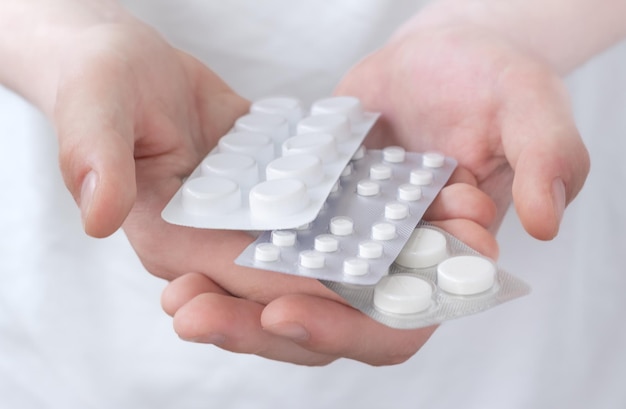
[235,148,457,285]
[322,222,531,329]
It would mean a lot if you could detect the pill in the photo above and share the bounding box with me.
[265,154,324,187]
[410,169,433,185]
[218,131,275,165]
[385,202,409,220]
[359,241,384,259]
[373,275,433,314]
[437,255,496,295]
[343,257,369,276]
[423,152,445,168]
[282,132,338,163]
[357,180,380,197]
[299,250,325,269]
[370,163,392,180]
[395,227,448,269]
[250,96,303,131]
[371,222,396,241]
[254,243,281,262]
[297,113,351,142]
[352,145,366,160]
[182,176,241,214]
[249,179,308,219]
[314,234,339,252]
[235,112,290,144]
[311,96,364,124]
[330,216,354,236]
[341,163,353,177]
[382,146,405,163]
[200,152,259,188]
[271,230,297,247]
[398,183,422,201]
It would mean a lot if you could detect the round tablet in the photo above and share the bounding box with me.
[235,112,290,144]
[398,183,422,201]
[265,154,324,187]
[182,176,241,214]
[299,250,325,269]
[249,179,308,220]
[282,132,338,163]
[395,227,448,269]
[343,257,369,276]
[374,275,433,314]
[359,241,384,259]
[382,146,405,163]
[423,152,445,168]
[330,216,354,236]
[271,230,297,247]
[385,202,409,220]
[254,243,280,262]
[371,222,396,241]
[297,113,351,142]
[410,169,433,186]
[250,96,303,129]
[218,131,274,165]
[200,153,259,188]
[437,255,497,295]
[357,180,380,197]
[311,96,364,124]
[370,163,392,180]
[314,234,339,252]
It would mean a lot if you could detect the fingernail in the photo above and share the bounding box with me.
[552,178,566,226]
[80,171,97,225]
[189,334,226,345]
[266,322,309,341]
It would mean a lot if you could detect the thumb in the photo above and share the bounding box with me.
[500,65,590,240]
[54,77,137,238]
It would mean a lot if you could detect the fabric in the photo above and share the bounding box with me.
[1,1,624,408]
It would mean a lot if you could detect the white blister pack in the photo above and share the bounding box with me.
[322,223,531,329]
[235,148,457,285]
[161,96,380,231]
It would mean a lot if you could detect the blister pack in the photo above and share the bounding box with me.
[161,96,380,231]
[322,223,531,329]
[235,148,457,285]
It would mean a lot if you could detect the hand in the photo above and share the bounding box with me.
[335,21,590,240]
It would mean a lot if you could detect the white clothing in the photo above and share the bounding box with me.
[1,1,625,408]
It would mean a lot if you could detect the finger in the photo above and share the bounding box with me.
[424,183,498,229]
[161,272,229,316]
[446,166,478,186]
[262,295,437,366]
[55,59,137,238]
[172,292,337,366]
[499,62,590,240]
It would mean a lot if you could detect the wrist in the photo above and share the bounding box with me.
[0,0,134,116]
[393,0,626,75]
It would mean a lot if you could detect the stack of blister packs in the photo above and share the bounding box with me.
[162,96,530,329]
